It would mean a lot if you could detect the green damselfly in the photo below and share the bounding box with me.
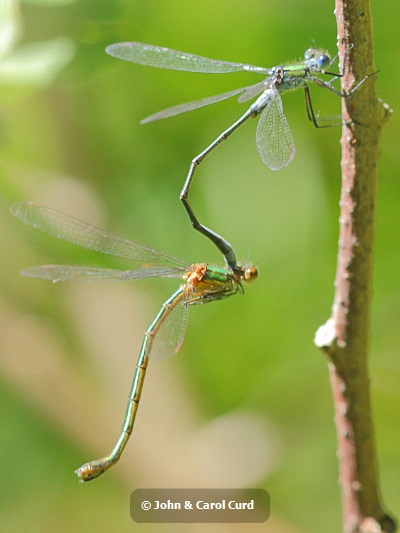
[10,202,257,481]
[106,42,371,271]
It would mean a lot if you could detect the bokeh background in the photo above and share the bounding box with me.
[0,1,398,532]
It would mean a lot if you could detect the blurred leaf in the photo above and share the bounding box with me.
[0,0,22,59]
[0,36,76,86]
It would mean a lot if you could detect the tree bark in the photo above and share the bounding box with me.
[314,1,395,532]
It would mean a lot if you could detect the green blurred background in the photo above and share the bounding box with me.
[0,1,398,531]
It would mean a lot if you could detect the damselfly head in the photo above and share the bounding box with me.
[304,48,330,70]
[235,264,258,283]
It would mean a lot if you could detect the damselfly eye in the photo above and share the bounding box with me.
[304,48,317,60]
[244,266,258,282]
[317,53,330,69]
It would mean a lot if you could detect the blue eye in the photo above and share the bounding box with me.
[317,54,330,69]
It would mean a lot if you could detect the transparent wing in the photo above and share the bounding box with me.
[20,265,187,283]
[256,87,296,171]
[10,202,188,268]
[150,297,189,362]
[141,86,248,123]
[237,79,273,103]
[106,42,269,74]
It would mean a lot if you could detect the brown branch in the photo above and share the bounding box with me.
[314,1,395,532]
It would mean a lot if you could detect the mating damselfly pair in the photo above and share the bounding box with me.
[12,42,369,481]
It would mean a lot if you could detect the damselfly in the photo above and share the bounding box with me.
[106,42,370,271]
[10,201,257,481]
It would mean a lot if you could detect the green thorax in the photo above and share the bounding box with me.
[203,265,234,284]
[278,63,309,93]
